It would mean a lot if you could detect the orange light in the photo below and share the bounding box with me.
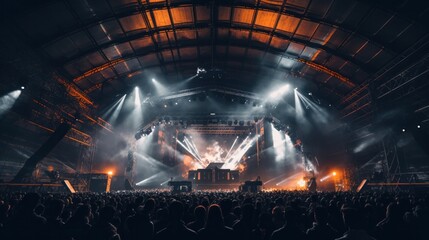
[297,179,306,187]
[107,171,113,176]
[332,171,337,176]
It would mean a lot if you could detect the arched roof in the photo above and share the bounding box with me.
[4,0,429,104]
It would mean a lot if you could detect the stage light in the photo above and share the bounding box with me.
[164,104,167,108]
[21,86,25,90]
[402,128,406,132]
[417,125,421,129]
[0,90,22,117]
[295,88,298,90]
[175,102,178,105]
[297,179,306,187]
[332,171,337,176]
[268,84,290,101]
[107,171,113,176]
[152,78,156,82]
[189,99,192,102]
[308,92,312,95]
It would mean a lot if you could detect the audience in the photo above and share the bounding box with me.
[0,190,427,240]
[197,204,233,240]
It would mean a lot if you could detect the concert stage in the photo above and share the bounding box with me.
[188,163,240,190]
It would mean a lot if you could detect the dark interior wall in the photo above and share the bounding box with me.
[0,113,81,182]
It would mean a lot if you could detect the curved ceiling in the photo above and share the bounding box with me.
[4,0,429,104]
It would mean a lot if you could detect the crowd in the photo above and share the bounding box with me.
[0,190,427,240]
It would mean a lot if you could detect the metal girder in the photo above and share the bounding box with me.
[59,23,372,75]
[341,34,429,106]
[377,54,429,100]
[179,125,252,135]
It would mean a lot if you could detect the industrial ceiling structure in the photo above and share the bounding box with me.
[1,0,429,183]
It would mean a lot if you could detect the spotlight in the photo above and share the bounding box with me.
[175,102,178,105]
[188,99,192,102]
[21,86,25,90]
[402,128,406,132]
[295,88,298,90]
[107,171,113,176]
[152,78,156,82]
[308,92,312,95]
[417,125,421,129]
[332,171,337,176]
[164,104,167,108]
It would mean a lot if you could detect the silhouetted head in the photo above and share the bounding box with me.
[45,199,64,219]
[206,204,224,229]
[194,205,206,221]
[314,206,328,224]
[342,208,362,230]
[284,207,299,226]
[169,201,184,222]
[241,204,254,220]
[74,204,91,219]
[144,198,156,213]
[21,193,41,211]
[99,205,116,223]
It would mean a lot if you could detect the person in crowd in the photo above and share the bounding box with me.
[270,207,306,240]
[64,204,92,240]
[187,205,206,232]
[154,201,197,240]
[233,203,255,239]
[375,202,409,240]
[335,207,375,240]
[306,206,339,240]
[43,199,65,240]
[197,204,233,240]
[3,192,46,240]
[125,198,155,240]
[88,205,121,240]
[252,212,275,240]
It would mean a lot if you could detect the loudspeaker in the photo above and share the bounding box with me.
[90,179,108,192]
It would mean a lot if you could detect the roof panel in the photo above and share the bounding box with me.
[86,52,107,68]
[196,6,210,21]
[233,8,255,25]
[130,37,154,53]
[153,32,169,47]
[171,7,193,25]
[150,9,172,27]
[360,8,393,36]
[251,32,270,47]
[180,47,198,60]
[286,42,305,56]
[119,14,147,32]
[325,0,357,24]
[102,42,133,60]
[270,37,290,50]
[277,15,300,34]
[69,0,111,21]
[230,29,250,43]
[114,62,131,74]
[69,31,95,52]
[295,20,319,39]
[139,53,160,67]
[307,0,334,18]
[176,30,197,41]
[311,24,336,45]
[161,50,174,62]
[255,10,277,29]
[89,20,125,45]
[100,68,116,79]
[218,6,231,21]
